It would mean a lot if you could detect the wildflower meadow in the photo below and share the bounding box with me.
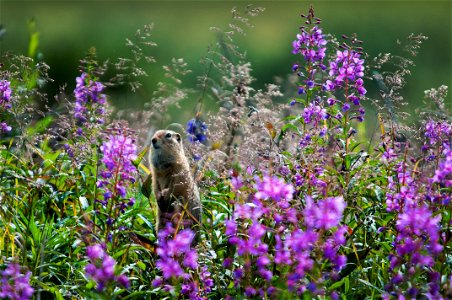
[0,5,451,300]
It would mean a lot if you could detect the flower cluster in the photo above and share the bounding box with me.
[153,225,212,299]
[226,174,347,297]
[387,205,443,298]
[424,120,451,147]
[0,262,34,300]
[328,50,365,89]
[292,26,327,65]
[97,134,137,209]
[328,50,366,119]
[0,80,12,108]
[292,25,328,95]
[85,244,129,292]
[385,162,418,212]
[155,226,198,280]
[302,102,328,126]
[254,174,294,208]
[431,148,452,188]
[303,195,346,230]
[73,72,107,126]
[0,80,12,133]
[186,118,208,144]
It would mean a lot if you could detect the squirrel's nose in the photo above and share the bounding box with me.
[151,138,159,149]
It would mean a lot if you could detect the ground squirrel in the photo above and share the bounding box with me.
[142,130,202,233]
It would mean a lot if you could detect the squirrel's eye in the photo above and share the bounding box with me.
[165,132,172,138]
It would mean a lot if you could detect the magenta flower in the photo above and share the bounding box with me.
[73,73,107,125]
[431,149,452,187]
[0,80,12,108]
[292,26,327,64]
[304,196,346,230]
[85,244,129,291]
[0,80,12,134]
[155,225,197,280]
[0,122,12,133]
[328,49,367,120]
[0,263,34,300]
[329,50,365,86]
[254,175,294,208]
[395,205,442,259]
[303,103,328,125]
[97,134,137,211]
[424,120,451,146]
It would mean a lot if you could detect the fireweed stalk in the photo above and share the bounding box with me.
[225,174,347,298]
[96,133,137,242]
[292,8,366,155]
[0,262,34,300]
[73,72,107,133]
[152,224,213,299]
[85,244,129,293]
[291,8,328,136]
[0,79,12,133]
[381,121,450,298]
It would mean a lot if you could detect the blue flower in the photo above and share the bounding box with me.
[186,118,207,143]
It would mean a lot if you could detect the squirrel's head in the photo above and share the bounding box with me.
[150,130,185,170]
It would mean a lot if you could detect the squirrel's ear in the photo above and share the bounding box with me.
[175,133,181,142]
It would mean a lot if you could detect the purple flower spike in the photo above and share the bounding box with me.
[0,80,13,133]
[304,196,346,230]
[292,26,328,63]
[85,243,129,291]
[0,263,34,300]
[73,73,107,125]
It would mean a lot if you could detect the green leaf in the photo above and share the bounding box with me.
[357,278,384,293]
[344,277,350,293]
[329,278,344,290]
[26,116,54,136]
[27,19,40,58]
[137,260,146,270]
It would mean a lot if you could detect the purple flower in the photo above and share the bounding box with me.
[342,102,350,112]
[0,263,34,300]
[431,149,451,187]
[186,118,208,143]
[254,175,294,208]
[0,80,13,134]
[0,122,12,133]
[304,196,346,230]
[0,80,12,108]
[156,258,185,280]
[396,205,442,258]
[298,86,306,95]
[327,97,336,106]
[329,50,365,84]
[292,26,328,63]
[200,266,214,293]
[85,244,129,292]
[97,134,137,215]
[155,225,197,280]
[323,80,335,91]
[303,103,327,125]
[424,120,451,146]
[230,170,243,190]
[328,49,366,120]
[244,286,257,297]
[73,73,106,125]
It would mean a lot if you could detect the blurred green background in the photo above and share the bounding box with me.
[0,0,450,115]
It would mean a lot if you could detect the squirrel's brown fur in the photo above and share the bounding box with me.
[142,130,201,233]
